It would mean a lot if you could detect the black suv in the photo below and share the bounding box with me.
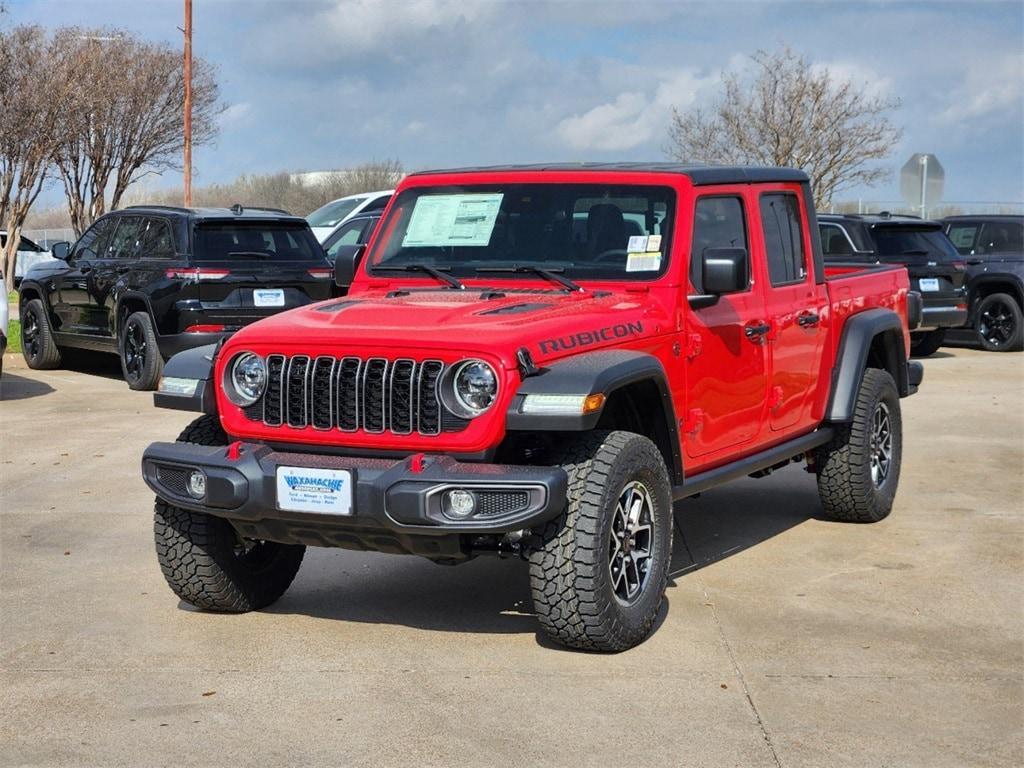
[819,213,968,356]
[18,205,334,390]
[942,215,1023,352]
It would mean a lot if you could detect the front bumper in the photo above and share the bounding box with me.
[141,441,568,553]
[156,330,232,359]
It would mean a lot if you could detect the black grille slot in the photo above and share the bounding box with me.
[336,357,361,431]
[389,360,416,434]
[156,465,189,498]
[475,490,530,518]
[417,361,444,435]
[362,359,388,433]
[263,355,285,426]
[286,356,310,428]
[311,357,335,429]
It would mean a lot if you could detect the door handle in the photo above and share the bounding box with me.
[79,264,92,274]
[744,322,771,340]
[797,311,820,327]
[116,265,131,274]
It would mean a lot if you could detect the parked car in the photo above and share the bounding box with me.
[307,189,393,242]
[0,230,55,287]
[18,204,335,391]
[321,212,381,264]
[818,213,967,356]
[0,273,8,377]
[143,163,921,652]
[941,215,1023,351]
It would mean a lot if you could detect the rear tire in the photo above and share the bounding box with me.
[909,328,945,357]
[120,311,163,390]
[814,368,902,523]
[20,298,62,369]
[528,430,673,652]
[976,293,1023,352]
[153,413,305,612]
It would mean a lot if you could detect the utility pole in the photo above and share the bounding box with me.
[183,0,193,207]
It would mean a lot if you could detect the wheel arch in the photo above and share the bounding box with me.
[505,350,683,484]
[114,292,155,338]
[968,276,1023,325]
[827,308,910,423]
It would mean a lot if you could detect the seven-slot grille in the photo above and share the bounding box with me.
[260,355,447,435]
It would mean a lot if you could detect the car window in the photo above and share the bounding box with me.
[138,218,176,258]
[871,227,960,261]
[307,198,365,229]
[945,223,979,255]
[820,223,857,256]
[18,236,43,252]
[690,196,748,292]
[362,195,391,213]
[760,193,807,286]
[325,219,369,259]
[193,222,323,263]
[107,216,146,259]
[72,217,117,260]
[978,221,1023,253]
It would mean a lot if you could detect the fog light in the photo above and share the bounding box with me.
[444,489,476,519]
[187,470,207,499]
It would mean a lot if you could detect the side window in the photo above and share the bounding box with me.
[137,218,176,258]
[71,217,116,260]
[946,224,979,255]
[820,223,855,256]
[690,196,748,293]
[325,220,368,258]
[760,193,806,286]
[979,221,1023,253]
[106,217,146,259]
[362,195,390,213]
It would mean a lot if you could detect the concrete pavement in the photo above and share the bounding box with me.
[1,347,1021,767]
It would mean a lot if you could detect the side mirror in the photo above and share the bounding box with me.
[703,247,748,294]
[333,244,365,288]
[50,241,71,260]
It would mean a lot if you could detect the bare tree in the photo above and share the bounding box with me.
[0,26,79,283]
[53,27,221,235]
[667,47,902,205]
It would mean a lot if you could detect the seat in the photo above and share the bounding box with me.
[586,203,626,258]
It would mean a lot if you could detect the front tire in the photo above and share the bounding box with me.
[20,298,62,369]
[153,414,306,612]
[814,368,902,523]
[528,431,673,652]
[120,311,163,390]
[909,328,945,357]
[976,293,1023,352]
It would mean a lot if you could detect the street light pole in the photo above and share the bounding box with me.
[183,0,192,207]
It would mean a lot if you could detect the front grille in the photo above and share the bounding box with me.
[258,355,451,436]
[155,465,189,497]
[474,490,531,517]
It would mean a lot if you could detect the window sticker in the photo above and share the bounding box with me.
[646,234,662,252]
[402,193,504,247]
[626,252,662,272]
[627,235,649,252]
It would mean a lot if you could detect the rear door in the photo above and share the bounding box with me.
[191,219,333,330]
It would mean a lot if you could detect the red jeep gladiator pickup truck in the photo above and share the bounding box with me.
[142,163,923,652]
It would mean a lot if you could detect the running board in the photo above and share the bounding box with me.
[672,428,834,501]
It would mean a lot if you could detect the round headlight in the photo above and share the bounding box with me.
[228,352,267,407]
[452,360,498,415]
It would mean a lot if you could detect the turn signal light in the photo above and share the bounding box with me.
[184,324,226,333]
[307,268,333,279]
[582,393,606,414]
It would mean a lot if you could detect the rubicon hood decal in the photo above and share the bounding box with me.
[539,322,644,354]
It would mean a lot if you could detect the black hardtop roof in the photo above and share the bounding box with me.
[819,212,943,228]
[123,204,306,223]
[408,162,808,186]
[941,214,1024,222]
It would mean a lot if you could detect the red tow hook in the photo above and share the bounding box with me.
[410,453,426,474]
[226,441,243,461]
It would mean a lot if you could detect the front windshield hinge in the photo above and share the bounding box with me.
[517,347,541,378]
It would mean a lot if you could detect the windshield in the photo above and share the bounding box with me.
[193,222,324,263]
[369,183,675,281]
[871,227,960,261]
[307,198,365,228]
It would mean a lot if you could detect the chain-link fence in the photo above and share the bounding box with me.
[21,228,76,248]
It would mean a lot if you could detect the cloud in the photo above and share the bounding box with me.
[938,52,1024,123]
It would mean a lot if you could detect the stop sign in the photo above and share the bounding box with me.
[900,154,945,214]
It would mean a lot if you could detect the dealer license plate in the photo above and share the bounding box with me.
[918,278,940,292]
[276,466,353,515]
[254,288,286,307]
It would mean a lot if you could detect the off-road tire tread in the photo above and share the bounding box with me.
[815,368,901,523]
[528,430,672,652]
[121,311,163,391]
[22,298,62,369]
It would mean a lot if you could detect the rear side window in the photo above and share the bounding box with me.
[871,227,959,261]
[138,218,176,258]
[945,223,979,255]
[193,222,323,263]
[690,196,748,292]
[760,194,806,286]
[978,221,1023,253]
[820,223,857,256]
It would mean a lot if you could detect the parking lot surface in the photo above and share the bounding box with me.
[1,347,1021,767]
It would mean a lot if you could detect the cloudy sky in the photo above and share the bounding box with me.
[8,0,1024,205]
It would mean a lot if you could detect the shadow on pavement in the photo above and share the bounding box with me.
[245,469,820,642]
[60,349,124,381]
[0,372,55,401]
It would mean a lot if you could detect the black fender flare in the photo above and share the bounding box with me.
[113,291,157,338]
[505,349,683,482]
[826,308,910,422]
[152,343,220,414]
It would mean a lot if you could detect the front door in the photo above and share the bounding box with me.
[53,217,116,334]
[684,193,770,462]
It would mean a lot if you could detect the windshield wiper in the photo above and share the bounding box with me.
[375,263,464,289]
[475,265,583,292]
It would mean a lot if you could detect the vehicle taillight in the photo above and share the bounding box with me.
[165,268,231,280]
[184,324,226,333]
[307,268,333,279]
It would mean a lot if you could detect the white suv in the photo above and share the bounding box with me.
[307,190,393,242]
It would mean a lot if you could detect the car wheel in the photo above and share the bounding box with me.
[976,293,1023,352]
[120,311,163,390]
[528,430,673,652]
[909,329,945,357]
[814,368,902,523]
[20,298,62,369]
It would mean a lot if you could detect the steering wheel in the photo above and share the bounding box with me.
[593,248,628,263]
